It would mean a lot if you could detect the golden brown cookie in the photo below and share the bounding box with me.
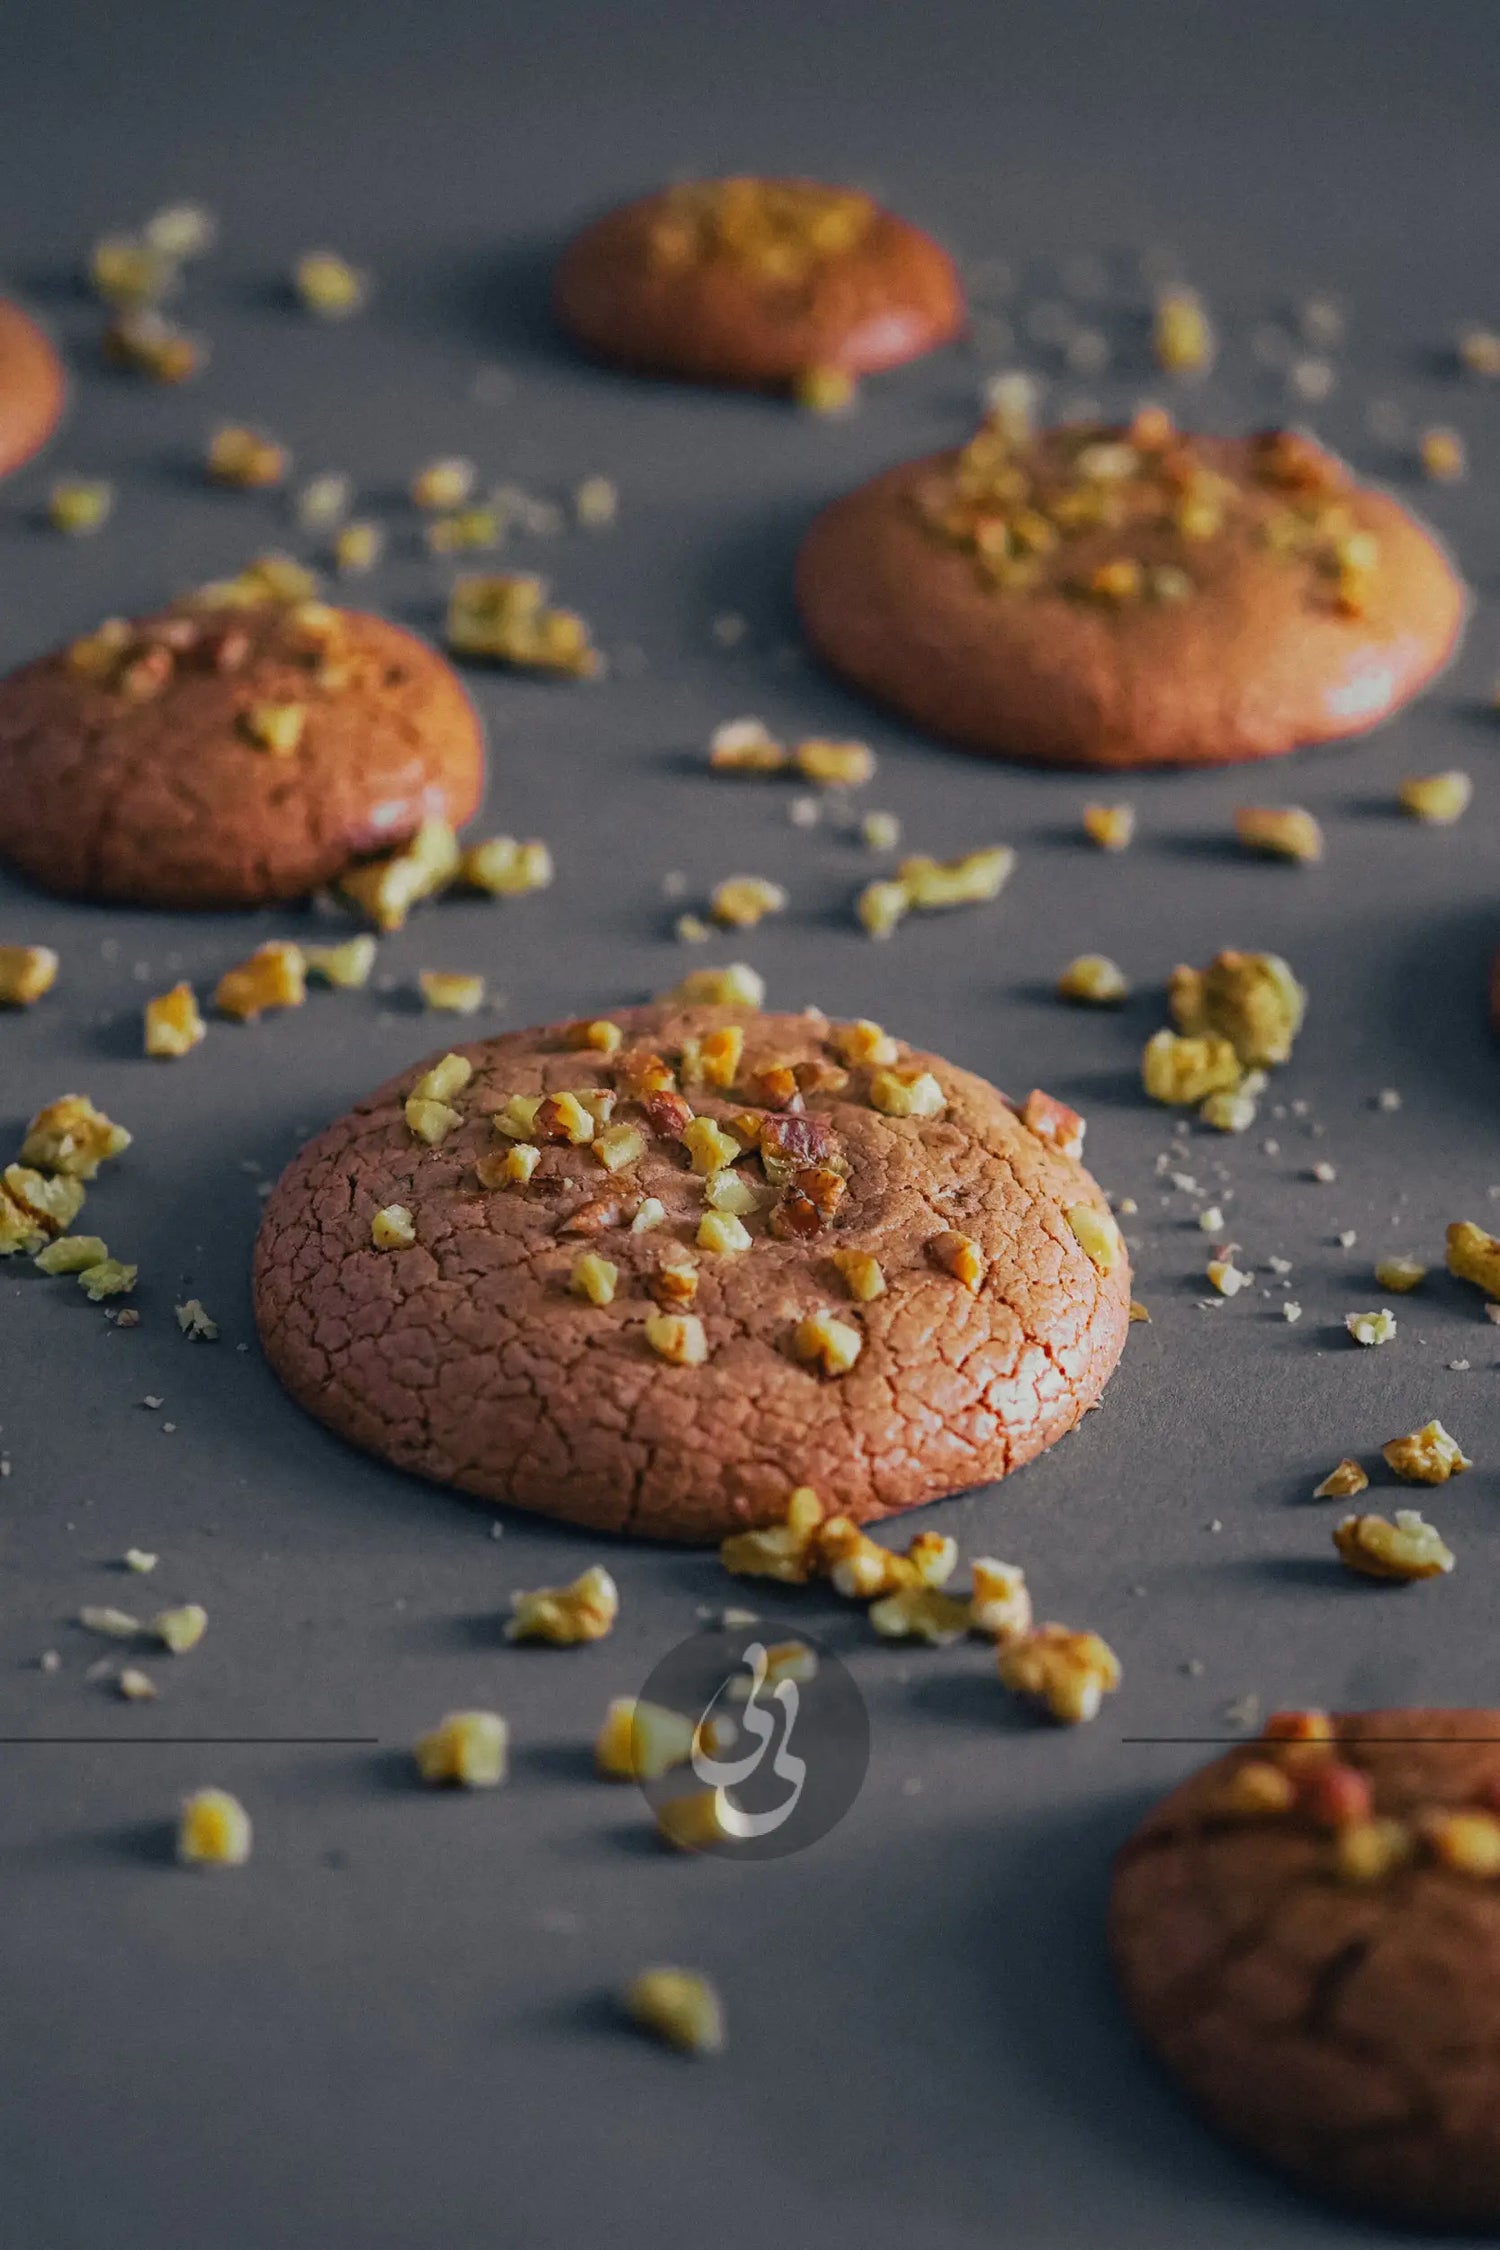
[0,300,64,477]
[796,413,1465,768]
[1111,1709,1500,2229]
[553,177,963,390]
[252,1004,1130,1540]
[0,591,484,908]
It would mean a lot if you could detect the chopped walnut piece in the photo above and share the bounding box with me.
[102,309,202,382]
[869,1585,973,1644]
[969,1559,1033,1645]
[830,1248,885,1303]
[795,363,858,414]
[1066,1205,1122,1275]
[371,1204,416,1250]
[793,737,875,787]
[898,845,1015,909]
[1335,1509,1454,1582]
[239,701,306,755]
[570,1251,619,1306]
[1206,1257,1250,1297]
[144,981,206,1057]
[645,1310,708,1366]
[681,1117,740,1174]
[457,836,554,897]
[1418,426,1466,481]
[294,249,368,316]
[491,1094,542,1142]
[445,573,600,677]
[1447,1219,1500,1298]
[650,1254,699,1308]
[1459,327,1500,377]
[1153,290,1215,374]
[1346,1307,1397,1346]
[303,935,377,989]
[0,945,59,1007]
[538,1093,600,1146]
[1424,1810,1500,1877]
[79,1604,141,1639]
[154,1603,208,1655]
[175,1298,218,1340]
[697,1211,751,1255]
[593,1122,645,1174]
[566,1017,623,1055]
[410,457,475,511]
[506,1564,619,1645]
[655,1789,737,1852]
[333,521,383,573]
[410,1053,472,1107]
[405,1095,462,1146]
[6,1165,86,1234]
[663,963,765,1009]
[999,1625,1121,1723]
[1199,1087,1260,1134]
[1021,1088,1086,1159]
[596,1697,697,1781]
[704,1167,759,1217]
[414,1709,508,1788]
[21,1094,131,1179]
[928,1229,986,1292]
[339,819,461,930]
[418,970,486,1016]
[1398,770,1473,825]
[709,718,787,773]
[869,1068,945,1120]
[721,1487,824,1582]
[1081,802,1135,852]
[856,877,911,939]
[178,1789,252,1868]
[1314,1459,1369,1501]
[207,425,287,488]
[681,1024,745,1090]
[47,478,114,535]
[1374,1255,1425,1294]
[33,1234,109,1276]
[1234,805,1324,864]
[214,941,306,1022]
[1337,1818,1413,1884]
[831,1019,898,1068]
[1382,1420,1471,1484]
[1169,950,1306,1067]
[118,1667,158,1702]
[793,1309,862,1376]
[1058,953,1127,1005]
[1141,1028,1243,1105]
[710,874,788,928]
[1216,1759,1298,1817]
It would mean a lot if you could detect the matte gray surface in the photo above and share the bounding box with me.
[3,4,1500,2243]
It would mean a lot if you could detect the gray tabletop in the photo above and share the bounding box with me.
[4,3,1500,2244]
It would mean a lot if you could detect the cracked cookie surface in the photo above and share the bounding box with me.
[1110,1708,1500,2228]
[252,1003,1130,1540]
[796,420,1465,768]
[0,597,484,907]
[554,177,963,388]
[0,300,64,477]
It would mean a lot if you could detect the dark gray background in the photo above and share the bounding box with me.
[3,3,1500,2243]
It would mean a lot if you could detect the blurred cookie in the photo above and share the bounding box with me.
[253,1003,1130,1540]
[0,590,484,907]
[1111,1708,1500,2228]
[796,413,1465,768]
[554,177,963,390]
[0,301,64,476]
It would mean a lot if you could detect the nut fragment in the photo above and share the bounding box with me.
[898,846,1015,909]
[144,982,206,1058]
[1081,802,1134,851]
[1066,1205,1121,1275]
[339,819,460,931]
[506,1565,619,1645]
[1334,1509,1454,1582]
[1234,806,1324,864]
[207,425,287,488]
[570,1251,619,1306]
[709,718,786,774]
[1382,1420,1471,1484]
[294,249,369,317]
[594,1122,646,1174]
[663,963,766,1009]
[794,364,857,414]
[78,1257,138,1301]
[239,701,306,755]
[623,1965,726,2053]
[214,941,306,1021]
[1447,1219,1500,1298]
[793,1309,862,1376]
[1313,1459,1369,1501]
[414,1710,509,1787]
[1425,1811,1500,1877]
[1216,1759,1298,1817]
[1345,1308,1397,1347]
[644,1310,708,1367]
[868,1068,945,1120]
[1058,954,1127,1005]
[1374,1255,1426,1294]
[1021,1088,1085,1159]
[175,1298,218,1340]
[831,1019,897,1068]
[681,1117,739,1174]
[1337,1819,1413,1885]
[710,874,787,928]
[419,970,486,1015]
[413,1052,473,1105]
[178,1789,252,1867]
[154,1603,208,1655]
[968,1559,1033,1644]
[33,1234,109,1276]
[830,1248,885,1302]
[697,1211,751,1255]
[457,836,554,897]
[793,737,874,786]
[1141,1028,1243,1105]
[720,1486,824,1583]
[1168,950,1306,1067]
[0,945,59,1007]
[596,1697,697,1781]
[371,1204,416,1250]
[445,573,601,677]
[927,1229,986,1291]
[1398,770,1472,825]
[20,1094,131,1179]
[868,1585,972,1644]
[303,936,378,989]
[1153,289,1215,374]
[1418,426,1466,481]
[999,1625,1121,1724]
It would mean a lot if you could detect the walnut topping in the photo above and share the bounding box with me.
[868,1068,945,1120]
[697,1211,751,1255]
[1066,1205,1122,1275]
[793,1309,862,1376]
[831,1019,898,1068]
[593,1122,646,1173]
[928,1229,986,1292]
[1398,770,1473,825]
[1382,1420,1471,1484]
[681,1117,740,1174]
[457,836,554,896]
[476,1144,540,1191]
[1234,805,1325,864]
[747,1062,800,1110]
[1021,1088,1085,1158]
[1199,1087,1259,1134]
[830,1248,885,1303]
[1298,1761,1375,1829]
[968,1559,1033,1644]
[143,981,206,1058]
[570,1251,619,1306]
[704,1167,759,1216]
[6,1165,86,1236]
[414,1710,509,1788]
[1335,1509,1454,1582]
[899,845,1015,909]
[869,1585,973,1644]
[294,249,369,317]
[339,820,461,931]
[0,945,59,1007]
[1314,1458,1369,1501]
[492,1094,542,1142]
[596,1697,697,1781]
[1424,1810,1500,1877]
[303,936,377,989]
[333,521,384,573]
[20,1094,131,1180]
[505,1565,619,1645]
[999,1625,1121,1723]
[567,1017,623,1055]
[710,874,787,928]
[645,1310,708,1366]
[371,1205,416,1250]
[1169,950,1306,1067]
[1448,1219,1500,1298]
[651,1254,699,1307]
[239,701,306,755]
[856,878,911,939]
[445,573,601,677]
[102,309,203,382]
[405,1096,462,1146]
[410,457,476,511]
[647,178,873,282]
[720,1486,825,1582]
[683,1025,744,1089]
[208,425,287,487]
[1081,802,1135,852]
[1216,1759,1298,1817]
[1141,1029,1242,1105]
[178,1789,252,1867]
[1336,1819,1414,1884]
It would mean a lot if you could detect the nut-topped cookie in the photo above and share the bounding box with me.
[553,177,963,392]
[252,1003,1131,1540]
[0,300,64,477]
[796,411,1465,768]
[1111,1708,1500,2229]
[0,575,484,907]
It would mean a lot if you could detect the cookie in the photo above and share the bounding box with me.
[0,590,484,908]
[553,177,963,390]
[253,1003,1130,1540]
[0,301,64,477]
[796,412,1465,769]
[1110,1708,1500,2228]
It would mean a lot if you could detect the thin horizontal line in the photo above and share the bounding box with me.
[1123,1736,1500,1746]
[0,1735,380,1746]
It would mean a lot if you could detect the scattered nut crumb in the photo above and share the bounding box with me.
[0,946,59,1007]
[1335,1509,1454,1582]
[1234,806,1324,864]
[1383,1420,1471,1484]
[999,1625,1121,1723]
[144,982,206,1057]
[506,1565,619,1645]
[1058,953,1128,1005]
[1399,771,1472,825]
[1346,1308,1397,1347]
[1081,802,1135,851]
[178,1788,252,1866]
[175,1298,218,1340]
[415,1709,509,1787]
[419,969,486,1015]
[215,941,306,1021]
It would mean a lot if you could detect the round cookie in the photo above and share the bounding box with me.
[0,590,484,908]
[796,412,1465,769]
[1110,1708,1500,2229]
[553,177,963,390]
[253,1002,1131,1540]
[0,300,64,477]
